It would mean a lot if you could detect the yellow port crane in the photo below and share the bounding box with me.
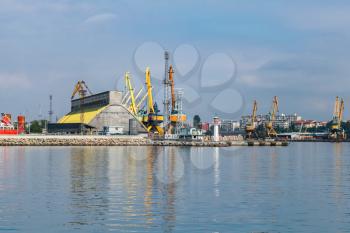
[71,81,93,125]
[266,96,279,138]
[124,72,138,116]
[168,65,186,133]
[142,67,164,135]
[330,96,346,140]
[245,100,258,139]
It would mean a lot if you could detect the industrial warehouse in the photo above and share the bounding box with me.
[48,89,146,135]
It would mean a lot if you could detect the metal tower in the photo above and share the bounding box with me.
[49,95,53,123]
[163,51,171,131]
[174,88,184,135]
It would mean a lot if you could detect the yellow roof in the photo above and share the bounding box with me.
[58,106,108,124]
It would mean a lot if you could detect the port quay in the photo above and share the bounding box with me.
[0,135,288,146]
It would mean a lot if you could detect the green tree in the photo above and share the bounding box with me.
[27,120,48,133]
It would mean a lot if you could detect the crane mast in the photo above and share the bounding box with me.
[338,98,344,128]
[167,65,187,134]
[329,96,346,140]
[271,96,279,121]
[145,67,155,114]
[333,96,340,121]
[252,101,257,122]
[169,66,176,112]
[245,100,257,139]
[331,96,342,129]
[266,96,279,138]
[142,67,164,135]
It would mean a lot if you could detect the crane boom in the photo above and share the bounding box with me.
[169,65,176,111]
[332,96,342,126]
[124,72,137,115]
[265,96,279,138]
[145,67,155,114]
[71,84,81,99]
[245,100,258,139]
[338,98,344,128]
[141,67,164,136]
[252,100,257,122]
[71,81,92,100]
[271,96,279,121]
[329,96,346,140]
[168,65,186,129]
[333,96,340,120]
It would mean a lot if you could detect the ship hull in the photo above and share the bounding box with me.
[0,129,18,135]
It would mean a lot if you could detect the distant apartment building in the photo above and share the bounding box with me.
[293,120,328,131]
[240,113,302,130]
[275,113,302,129]
[200,120,240,135]
[220,119,240,135]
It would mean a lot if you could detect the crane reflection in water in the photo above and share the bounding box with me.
[68,146,180,232]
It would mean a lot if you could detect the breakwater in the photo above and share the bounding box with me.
[0,135,288,147]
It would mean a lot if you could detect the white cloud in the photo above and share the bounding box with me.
[282,4,350,32]
[0,0,35,13]
[84,13,118,24]
[0,73,32,89]
[237,54,350,94]
[0,0,92,14]
[237,75,279,89]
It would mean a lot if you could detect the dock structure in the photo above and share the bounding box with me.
[0,135,288,147]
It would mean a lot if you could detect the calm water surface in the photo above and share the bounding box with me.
[0,143,349,232]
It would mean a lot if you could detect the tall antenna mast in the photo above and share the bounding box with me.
[38,104,43,119]
[49,95,53,123]
[163,51,170,131]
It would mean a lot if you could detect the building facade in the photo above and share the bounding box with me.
[240,113,302,130]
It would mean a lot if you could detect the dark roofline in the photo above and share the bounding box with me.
[71,90,111,102]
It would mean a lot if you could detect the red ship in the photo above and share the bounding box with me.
[0,113,25,135]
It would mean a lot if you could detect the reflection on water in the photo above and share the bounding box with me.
[333,143,344,205]
[0,143,349,232]
[69,147,109,228]
[67,146,180,232]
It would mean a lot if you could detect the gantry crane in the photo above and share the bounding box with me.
[265,96,279,138]
[329,96,346,140]
[168,65,187,134]
[71,81,93,126]
[245,100,258,139]
[141,67,164,135]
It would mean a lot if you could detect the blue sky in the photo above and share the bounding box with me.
[1,0,350,121]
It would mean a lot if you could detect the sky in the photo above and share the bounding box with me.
[1,0,350,122]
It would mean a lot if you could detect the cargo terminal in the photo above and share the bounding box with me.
[48,90,146,135]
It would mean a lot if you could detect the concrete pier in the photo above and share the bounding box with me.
[0,135,288,147]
